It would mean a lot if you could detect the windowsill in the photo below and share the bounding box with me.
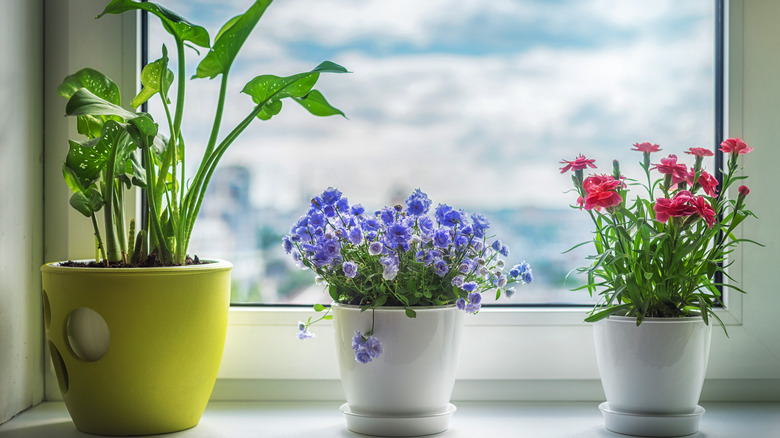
[2,401,778,437]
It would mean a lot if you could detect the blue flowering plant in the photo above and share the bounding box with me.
[285,188,533,363]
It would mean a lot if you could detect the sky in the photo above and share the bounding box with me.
[147,0,716,212]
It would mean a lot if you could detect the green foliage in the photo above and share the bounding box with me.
[59,0,348,265]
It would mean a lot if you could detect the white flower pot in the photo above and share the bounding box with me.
[593,316,712,436]
[332,303,464,436]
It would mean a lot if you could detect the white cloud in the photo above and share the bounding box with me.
[146,0,715,212]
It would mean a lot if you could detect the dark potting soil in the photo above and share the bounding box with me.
[59,254,205,268]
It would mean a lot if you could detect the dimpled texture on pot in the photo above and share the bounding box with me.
[41,260,231,436]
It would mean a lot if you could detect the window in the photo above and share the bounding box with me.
[47,0,780,403]
[146,0,717,306]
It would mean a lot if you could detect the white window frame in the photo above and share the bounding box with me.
[43,0,780,402]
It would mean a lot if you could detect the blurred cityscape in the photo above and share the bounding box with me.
[190,165,598,305]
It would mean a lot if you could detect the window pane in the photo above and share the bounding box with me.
[146,0,715,305]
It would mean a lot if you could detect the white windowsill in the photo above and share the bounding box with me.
[2,401,778,437]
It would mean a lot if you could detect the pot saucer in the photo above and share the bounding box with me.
[339,403,456,437]
[599,402,705,437]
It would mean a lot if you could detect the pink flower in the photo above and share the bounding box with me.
[720,138,753,155]
[631,142,662,153]
[582,175,622,211]
[559,154,597,173]
[738,185,750,197]
[685,147,715,157]
[687,169,719,197]
[690,196,716,228]
[652,154,689,185]
[653,191,698,223]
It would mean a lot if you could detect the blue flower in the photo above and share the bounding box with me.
[352,330,364,350]
[386,221,412,249]
[336,197,350,213]
[321,187,342,205]
[462,281,478,292]
[442,209,463,227]
[363,217,381,232]
[433,229,451,249]
[470,213,490,238]
[297,322,315,340]
[505,287,516,298]
[365,336,383,359]
[434,259,449,277]
[322,204,337,217]
[282,236,293,254]
[378,207,395,225]
[451,275,465,288]
[383,264,399,281]
[500,244,510,257]
[435,204,452,223]
[522,270,534,284]
[418,216,435,233]
[342,261,358,278]
[454,234,469,248]
[405,189,432,216]
[368,241,384,256]
[468,292,483,306]
[308,212,326,229]
[351,204,365,216]
[355,349,373,364]
[348,227,364,245]
[491,240,503,252]
[456,298,466,310]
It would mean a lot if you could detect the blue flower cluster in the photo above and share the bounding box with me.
[286,187,534,362]
[283,188,532,304]
[352,330,383,364]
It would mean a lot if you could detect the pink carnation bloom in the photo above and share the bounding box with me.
[653,191,698,223]
[685,147,715,157]
[559,154,597,173]
[690,196,716,228]
[581,175,622,211]
[631,142,662,153]
[720,138,753,155]
[687,169,719,197]
[652,154,689,185]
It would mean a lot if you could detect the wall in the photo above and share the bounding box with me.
[0,0,45,424]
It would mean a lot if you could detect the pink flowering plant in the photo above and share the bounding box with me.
[285,188,533,363]
[561,138,757,329]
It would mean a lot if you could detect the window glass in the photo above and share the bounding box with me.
[146,0,715,304]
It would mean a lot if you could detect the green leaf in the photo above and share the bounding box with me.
[98,0,210,48]
[293,90,346,117]
[65,88,140,121]
[194,0,273,79]
[68,188,103,217]
[131,52,174,108]
[59,68,122,138]
[64,120,137,186]
[58,68,120,104]
[241,61,348,121]
[313,303,326,312]
[374,295,388,308]
[322,315,333,320]
[405,308,417,318]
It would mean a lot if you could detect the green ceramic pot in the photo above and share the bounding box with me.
[41,260,231,436]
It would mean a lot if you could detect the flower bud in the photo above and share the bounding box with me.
[738,185,750,197]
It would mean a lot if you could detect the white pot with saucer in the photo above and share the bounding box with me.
[593,316,712,437]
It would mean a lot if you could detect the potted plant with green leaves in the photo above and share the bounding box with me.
[286,187,534,436]
[41,0,348,435]
[560,138,757,437]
